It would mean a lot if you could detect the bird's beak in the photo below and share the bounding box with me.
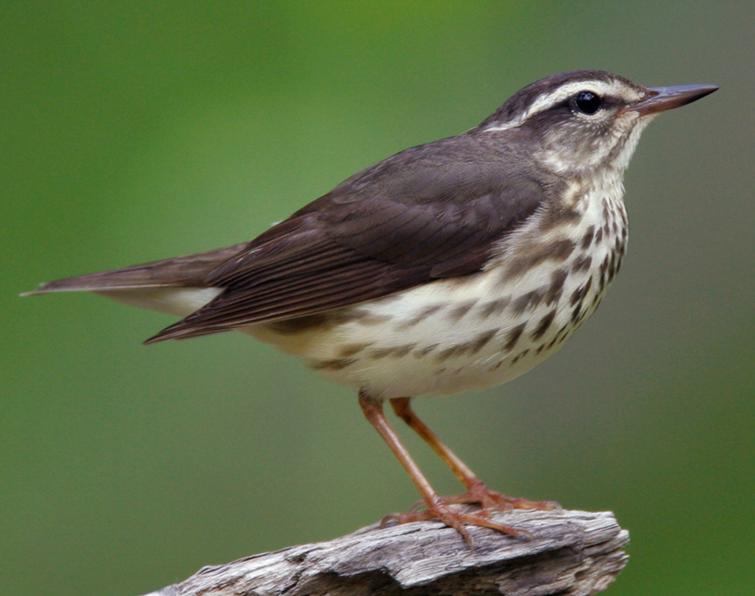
[630,83,718,116]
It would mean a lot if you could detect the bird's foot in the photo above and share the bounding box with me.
[443,480,560,511]
[381,496,526,545]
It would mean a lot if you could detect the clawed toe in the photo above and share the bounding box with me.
[445,482,560,512]
[456,511,529,539]
[380,497,530,545]
[380,509,432,527]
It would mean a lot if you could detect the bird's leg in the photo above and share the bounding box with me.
[390,397,558,512]
[358,391,522,543]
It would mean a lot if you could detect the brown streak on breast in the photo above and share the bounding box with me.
[397,303,443,330]
[368,347,396,359]
[569,278,593,322]
[369,344,417,359]
[338,342,373,358]
[598,255,610,290]
[478,297,510,320]
[545,269,568,305]
[504,323,526,352]
[435,332,493,361]
[311,358,355,371]
[512,349,530,364]
[581,225,595,249]
[607,252,616,282]
[572,255,593,273]
[470,329,497,355]
[436,345,460,362]
[506,239,576,277]
[415,344,439,357]
[531,310,557,340]
[447,299,478,323]
[571,304,582,324]
[391,344,416,357]
[538,205,581,231]
[353,312,392,326]
[513,288,545,315]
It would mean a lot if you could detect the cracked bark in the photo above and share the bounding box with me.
[146,509,629,596]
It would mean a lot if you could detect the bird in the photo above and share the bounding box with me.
[25,70,717,543]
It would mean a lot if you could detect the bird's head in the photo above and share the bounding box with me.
[479,70,717,177]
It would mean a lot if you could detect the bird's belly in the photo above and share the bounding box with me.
[248,200,627,399]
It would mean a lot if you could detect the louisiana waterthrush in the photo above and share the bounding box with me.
[27,70,717,542]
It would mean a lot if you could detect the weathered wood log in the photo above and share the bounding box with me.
[147,509,628,595]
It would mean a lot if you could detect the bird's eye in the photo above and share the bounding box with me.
[573,90,602,115]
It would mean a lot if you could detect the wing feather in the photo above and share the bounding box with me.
[146,133,550,343]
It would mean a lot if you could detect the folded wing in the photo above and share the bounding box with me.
[147,134,547,343]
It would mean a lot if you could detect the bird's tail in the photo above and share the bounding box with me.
[21,242,246,296]
[20,243,247,325]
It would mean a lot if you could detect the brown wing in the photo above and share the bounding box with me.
[146,133,548,343]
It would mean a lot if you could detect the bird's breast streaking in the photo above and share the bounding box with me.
[250,174,628,398]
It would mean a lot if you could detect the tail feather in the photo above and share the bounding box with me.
[21,242,247,296]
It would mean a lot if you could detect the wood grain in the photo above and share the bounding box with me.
[146,509,629,595]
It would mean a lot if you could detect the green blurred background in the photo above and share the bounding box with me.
[2,2,752,594]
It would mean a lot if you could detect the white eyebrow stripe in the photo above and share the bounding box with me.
[483,79,643,133]
[483,121,518,133]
